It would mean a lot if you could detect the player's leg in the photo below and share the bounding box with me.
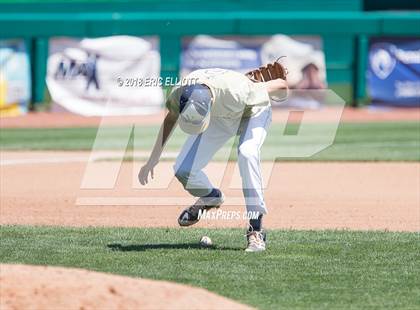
[237,107,272,251]
[174,118,235,197]
[175,118,238,226]
[238,107,272,216]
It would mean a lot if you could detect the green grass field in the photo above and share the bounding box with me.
[1,121,419,308]
[1,226,419,309]
[1,122,419,161]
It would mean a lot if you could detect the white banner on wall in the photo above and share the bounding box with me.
[260,35,326,88]
[47,36,163,116]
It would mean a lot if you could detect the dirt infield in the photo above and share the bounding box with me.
[0,264,253,310]
[1,108,419,232]
[1,151,418,231]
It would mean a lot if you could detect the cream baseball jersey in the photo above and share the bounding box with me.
[166,69,270,119]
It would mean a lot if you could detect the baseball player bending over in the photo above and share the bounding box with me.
[139,62,288,252]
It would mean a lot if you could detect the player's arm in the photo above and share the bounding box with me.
[265,78,288,93]
[138,111,178,185]
[147,111,178,165]
[246,78,288,108]
[265,78,289,102]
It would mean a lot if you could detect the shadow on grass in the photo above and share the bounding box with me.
[107,243,242,252]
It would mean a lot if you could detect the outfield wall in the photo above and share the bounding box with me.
[0,0,419,105]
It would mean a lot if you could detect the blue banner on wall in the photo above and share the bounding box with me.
[0,39,31,116]
[181,36,261,75]
[368,38,420,107]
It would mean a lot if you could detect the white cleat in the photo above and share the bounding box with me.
[245,230,266,252]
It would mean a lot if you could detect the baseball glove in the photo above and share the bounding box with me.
[245,57,288,83]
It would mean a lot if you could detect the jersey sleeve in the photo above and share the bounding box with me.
[246,82,270,107]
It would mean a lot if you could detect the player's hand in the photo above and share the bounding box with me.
[138,161,157,185]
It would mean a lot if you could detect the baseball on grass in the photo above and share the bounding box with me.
[200,236,212,247]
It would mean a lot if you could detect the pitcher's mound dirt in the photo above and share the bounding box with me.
[0,264,253,310]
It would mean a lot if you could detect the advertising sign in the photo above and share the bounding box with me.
[47,36,163,116]
[0,39,31,117]
[368,38,420,106]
